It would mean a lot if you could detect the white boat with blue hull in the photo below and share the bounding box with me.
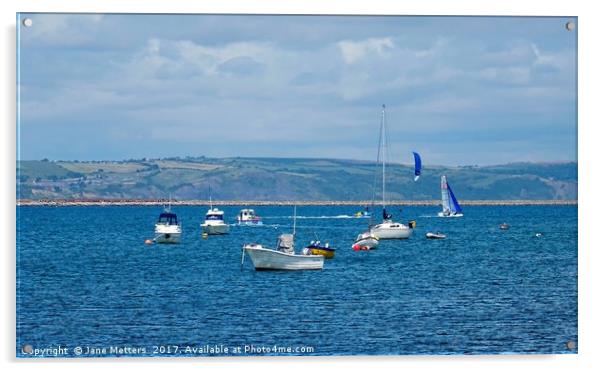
[438,175,464,217]
[154,211,182,244]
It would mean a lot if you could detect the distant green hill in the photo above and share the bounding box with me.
[16,157,577,201]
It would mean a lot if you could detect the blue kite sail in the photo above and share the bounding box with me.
[412,152,422,181]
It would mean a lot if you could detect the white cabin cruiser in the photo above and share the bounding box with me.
[237,208,263,225]
[201,207,230,235]
[154,211,182,244]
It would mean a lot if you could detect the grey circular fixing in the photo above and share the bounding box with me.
[566,340,576,350]
[565,21,575,31]
[22,344,33,354]
[22,18,33,27]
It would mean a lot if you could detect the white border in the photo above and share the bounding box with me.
[2,1,600,371]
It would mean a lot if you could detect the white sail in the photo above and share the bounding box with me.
[441,175,451,213]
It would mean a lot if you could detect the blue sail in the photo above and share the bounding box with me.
[412,152,422,181]
[447,183,463,214]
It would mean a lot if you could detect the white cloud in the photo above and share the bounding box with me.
[338,37,394,64]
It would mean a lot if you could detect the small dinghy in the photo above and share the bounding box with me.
[303,240,336,259]
[425,232,446,239]
[352,231,379,251]
[500,223,510,230]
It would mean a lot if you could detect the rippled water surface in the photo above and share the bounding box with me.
[16,205,577,356]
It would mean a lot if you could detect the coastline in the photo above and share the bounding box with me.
[16,199,578,207]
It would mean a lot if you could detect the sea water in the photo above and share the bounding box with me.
[16,205,577,356]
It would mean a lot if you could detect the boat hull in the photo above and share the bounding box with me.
[154,225,181,244]
[370,222,413,239]
[243,245,324,270]
[306,247,335,259]
[154,232,181,244]
[201,223,230,235]
[426,232,446,239]
[238,220,263,226]
[437,212,463,218]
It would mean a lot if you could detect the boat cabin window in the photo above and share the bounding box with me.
[158,213,178,225]
[206,214,224,221]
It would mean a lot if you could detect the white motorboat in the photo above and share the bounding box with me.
[200,187,230,235]
[352,231,379,250]
[426,232,446,239]
[242,207,324,270]
[243,239,324,270]
[368,105,415,240]
[201,207,230,235]
[438,175,464,217]
[154,209,181,244]
[237,208,263,225]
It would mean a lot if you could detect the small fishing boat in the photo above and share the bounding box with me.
[242,207,324,270]
[426,232,446,239]
[237,208,263,225]
[438,175,463,217]
[352,231,379,251]
[500,223,510,230]
[154,206,181,244]
[303,241,336,259]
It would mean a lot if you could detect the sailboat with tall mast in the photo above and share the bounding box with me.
[367,105,414,239]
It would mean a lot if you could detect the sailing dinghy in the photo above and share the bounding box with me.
[438,175,463,217]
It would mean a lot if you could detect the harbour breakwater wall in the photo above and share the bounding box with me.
[17,199,577,206]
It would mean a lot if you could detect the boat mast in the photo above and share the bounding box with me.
[208,185,213,209]
[293,205,297,236]
[381,104,386,213]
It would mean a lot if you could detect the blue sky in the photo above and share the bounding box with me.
[17,14,577,165]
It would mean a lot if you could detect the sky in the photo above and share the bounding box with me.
[17,14,577,165]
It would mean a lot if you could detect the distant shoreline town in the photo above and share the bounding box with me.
[17,199,577,207]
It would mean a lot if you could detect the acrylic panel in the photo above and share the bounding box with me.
[16,13,577,358]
